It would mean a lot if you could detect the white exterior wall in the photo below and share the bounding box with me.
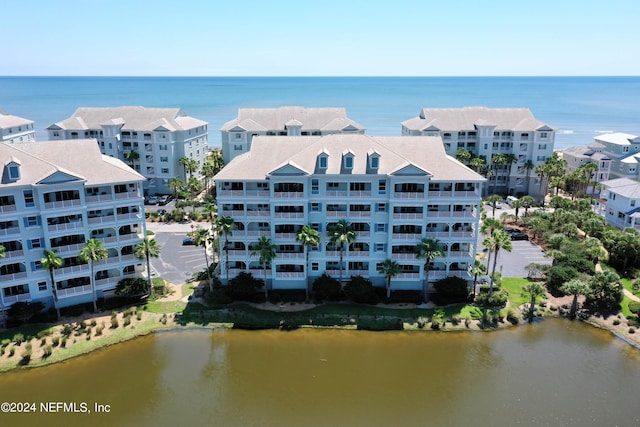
[215,175,483,291]
[0,120,36,143]
[0,179,146,313]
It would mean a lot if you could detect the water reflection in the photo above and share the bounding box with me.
[0,320,639,427]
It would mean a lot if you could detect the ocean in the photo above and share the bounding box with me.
[1,76,640,149]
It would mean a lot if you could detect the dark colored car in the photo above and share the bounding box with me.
[157,209,167,215]
[509,232,529,241]
[182,237,195,246]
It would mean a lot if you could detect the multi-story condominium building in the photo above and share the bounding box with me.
[213,134,485,293]
[577,132,640,180]
[0,140,146,317]
[0,110,36,143]
[401,107,555,197]
[598,178,640,230]
[562,143,612,183]
[220,106,366,164]
[47,106,208,195]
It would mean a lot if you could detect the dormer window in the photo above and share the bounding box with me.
[319,155,328,169]
[368,151,380,170]
[8,165,20,180]
[344,156,353,169]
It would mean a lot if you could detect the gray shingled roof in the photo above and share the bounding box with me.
[401,106,554,132]
[601,178,640,198]
[0,140,144,186]
[220,106,365,132]
[0,113,34,128]
[594,132,638,146]
[214,134,485,182]
[48,106,206,131]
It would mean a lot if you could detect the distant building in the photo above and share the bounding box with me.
[220,106,365,164]
[47,106,208,195]
[0,140,146,317]
[598,178,640,230]
[562,143,612,184]
[0,110,36,143]
[580,132,640,180]
[213,134,485,292]
[401,107,555,197]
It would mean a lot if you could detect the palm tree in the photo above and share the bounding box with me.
[491,153,507,194]
[215,215,235,283]
[251,236,276,300]
[470,259,487,296]
[78,238,108,313]
[470,157,486,174]
[455,148,472,165]
[481,217,502,270]
[124,149,139,169]
[522,282,546,323]
[296,225,320,302]
[503,153,518,193]
[0,244,5,258]
[201,161,217,195]
[202,203,218,228]
[377,259,401,299]
[327,219,357,284]
[179,156,198,181]
[560,278,590,319]
[484,230,512,295]
[135,237,162,295]
[524,160,535,195]
[41,249,63,320]
[519,195,536,216]
[190,227,214,292]
[414,238,443,302]
[486,194,503,217]
[187,176,205,212]
[168,177,185,200]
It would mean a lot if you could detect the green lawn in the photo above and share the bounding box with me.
[501,277,533,308]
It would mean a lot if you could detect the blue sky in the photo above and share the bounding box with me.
[3,0,638,76]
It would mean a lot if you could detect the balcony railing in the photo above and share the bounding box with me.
[58,284,92,299]
[274,233,297,240]
[4,293,31,304]
[88,215,116,225]
[274,212,304,219]
[53,243,84,254]
[393,192,424,199]
[275,272,305,279]
[45,199,81,210]
[95,277,120,288]
[114,191,139,200]
[0,204,17,213]
[273,192,304,198]
[86,194,114,204]
[392,233,421,241]
[0,271,28,282]
[246,210,270,217]
[48,221,84,233]
[326,191,347,197]
[218,190,245,197]
[57,264,90,276]
[393,213,423,220]
[0,226,20,237]
[245,190,270,197]
[247,230,270,237]
[350,251,369,257]
[396,273,420,280]
[391,253,417,260]
[277,252,304,260]
[326,211,348,218]
[348,211,371,218]
[4,250,24,260]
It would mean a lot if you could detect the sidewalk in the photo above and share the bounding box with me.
[146,221,209,234]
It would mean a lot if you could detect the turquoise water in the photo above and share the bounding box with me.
[1,76,640,148]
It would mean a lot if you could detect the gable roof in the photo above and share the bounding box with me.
[0,140,144,187]
[594,132,638,146]
[220,106,365,133]
[401,106,555,132]
[47,106,206,132]
[0,113,34,129]
[214,134,485,182]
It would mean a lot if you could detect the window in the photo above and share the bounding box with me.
[537,155,546,161]
[38,282,47,292]
[53,131,59,137]
[235,133,242,139]
[234,144,243,151]
[484,144,488,150]
[378,179,386,194]
[319,156,328,169]
[25,216,39,227]
[370,156,379,169]
[540,132,548,139]
[29,238,42,249]
[108,143,113,149]
[8,165,20,180]
[23,190,34,207]
[311,203,321,212]
[161,168,169,174]
[376,243,385,252]
[159,144,168,150]
[538,144,547,150]
[632,200,636,207]
[160,157,168,162]
[311,262,319,271]
[312,179,319,194]
[623,146,630,153]
[31,261,42,271]
[344,156,353,169]
[376,203,386,212]
[375,223,386,232]
[521,133,529,140]
[443,133,451,140]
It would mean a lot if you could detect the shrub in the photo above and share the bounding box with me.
[628,301,640,318]
[90,319,97,327]
[110,317,119,329]
[62,324,73,337]
[226,272,264,302]
[475,288,509,307]
[431,276,471,305]
[431,309,445,330]
[61,337,67,348]
[116,278,149,296]
[387,290,423,304]
[9,347,15,357]
[43,345,53,357]
[630,327,636,334]
[343,276,380,305]
[312,273,342,302]
[545,265,579,295]
[95,324,104,336]
[123,316,131,327]
[613,319,621,326]
[506,308,521,325]
[52,336,60,347]
[8,301,45,323]
[13,333,25,345]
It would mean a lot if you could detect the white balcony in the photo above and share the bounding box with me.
[57,264,90,276]
[0,271,27,282]
[277,252,304,260]
[95,277,120,288]
[274,192,304,198]
[274,212,304,219]
[115,191,139,200]
[222,210,245,218]
[247,210,270,217]
[275,272,305,279]
[88,215,116,225]
[393,213,423,220]
[326,191,347,197]
[391,253,416,261]
[245,190,269,197]
[54,243,84,254]
[4,250,24,260]
[247,230,270,237]
[86,194,114,204]
[424,231,450,239]
[0,226,20,237]
[393,192,425,199]
[348,211,371,218]
[326,211,348,218]
[58,284,92,299]
[4,293,31,304]
[218,190,245,197]
[0,204,17,213]
[226,250,246,257]
[350,251,370,257]
[349,191,371,197]
[48,221,84,233]
[392,233,421,241]
[396,273,420,280]
[275,233,297,240]
[119,233,143,242]
[45,199,81,210]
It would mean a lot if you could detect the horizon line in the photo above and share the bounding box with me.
[1,74,639,78]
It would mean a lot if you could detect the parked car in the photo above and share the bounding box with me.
[509,232,529,241]
[157,209,167,215]
[145,196,159,205]
[182,237,195,246]
[158,195,170,205]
